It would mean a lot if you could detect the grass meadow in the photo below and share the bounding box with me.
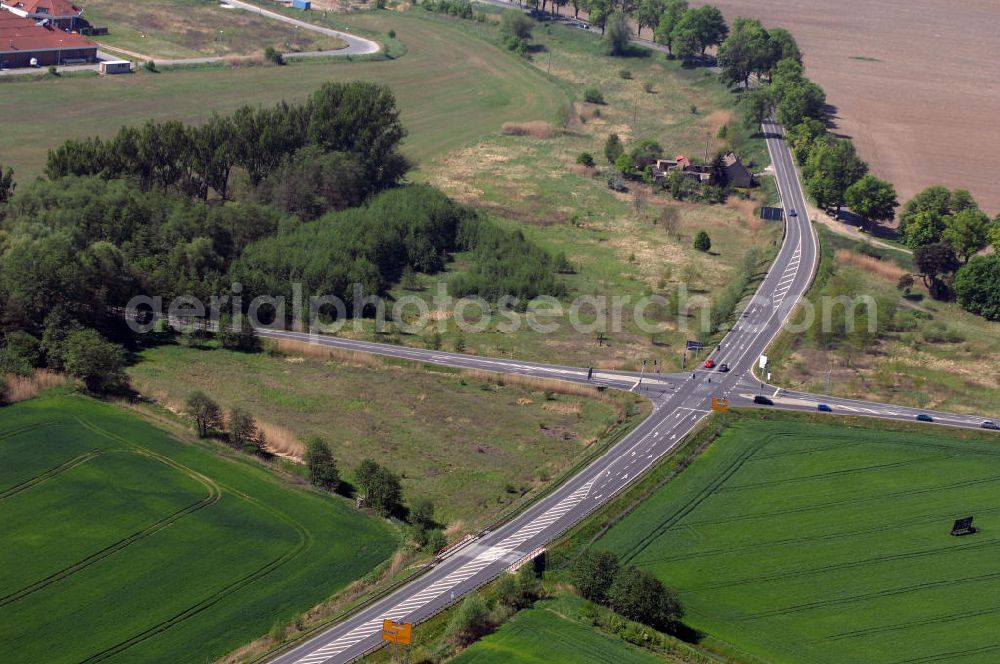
[595,413,1000,663]
[768,232,1000,415]
[0,10,568,179]
[0,391,397,663]
[127,340,640,530]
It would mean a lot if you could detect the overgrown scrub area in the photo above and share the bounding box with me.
[592,411,1000,664]
[0,392,397,664]
[770,230,1000,414]
[127,339,642,529]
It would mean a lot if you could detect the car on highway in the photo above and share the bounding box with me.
[982,421,999,430]
[788,208,798,217]
[703,359,715,368]
[753,395,773,405]
[817,403,832,412]
[718,363,729,372]
[915,413,934,422]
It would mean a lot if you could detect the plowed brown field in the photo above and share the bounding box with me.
[708,0,1000,214]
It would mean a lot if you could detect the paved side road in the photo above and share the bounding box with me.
[0,0,377,77]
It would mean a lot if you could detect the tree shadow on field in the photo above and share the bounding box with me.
[670,621,705,644]
[823,103,851,139]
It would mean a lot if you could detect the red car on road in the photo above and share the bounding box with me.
[703,359,715,368]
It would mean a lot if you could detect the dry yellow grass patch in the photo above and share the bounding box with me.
[835,249,907,282]
[4,370,68,402]
[501,121,557,139]
[726,196,764,232]
[268,337,386,369]
[462,369,607,401]
[257,420,305,460]
[542,401,582,415]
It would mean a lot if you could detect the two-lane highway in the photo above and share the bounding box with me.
[266,120,826,663]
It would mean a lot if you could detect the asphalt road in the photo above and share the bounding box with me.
[259,120,1000,664]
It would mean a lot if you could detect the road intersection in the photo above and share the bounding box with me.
[261,121,994,663]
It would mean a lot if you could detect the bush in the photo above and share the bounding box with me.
[694,230,712,252]
[446,594,491,645]
[144,59,156,72]
[0,331,43,377]
[603,11,630,56]
[618,68,632,79]
[60,329,127,393]
[47,65,58,76]
[583,86,605,104]
[388,29,396,38]
[264,46,285,65]
[575,152,596,168]
[604,133,623,163]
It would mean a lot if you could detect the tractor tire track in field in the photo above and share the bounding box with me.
[894,642,1000,663]
[74,417,313,662]
[0,419,58,442]
[691,537,1000,591]
[619,439,769,565]
[0,469,220,609]
[745,568,1000,619]
[681,471,1000,529]
[641,503,1000,565]
[825,603,1000,641]
[715,453,953,494]
[0,450,102,501]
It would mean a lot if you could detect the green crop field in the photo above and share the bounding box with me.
[0,392,397,664]
[451,593,668,664]
[596,414,1000,664]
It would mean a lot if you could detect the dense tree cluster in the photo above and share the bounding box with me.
[570,549,683,632]
[46,81,409,201]
[1,81,571,394]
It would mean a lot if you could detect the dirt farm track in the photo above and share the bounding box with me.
[708,0,1000,214]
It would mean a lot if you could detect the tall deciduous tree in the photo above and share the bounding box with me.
[187,391,223,438]
[671,4,728,58]
[954,255,1000,321]
[942,208,992,262]
[844,174,898,227]
[653,0,688,56]
[634,0,663,38]
[804,138,867,216]
[570,550,620,604]
[305,436,340,490]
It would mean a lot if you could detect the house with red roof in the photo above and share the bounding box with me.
[0,11,96,68]
[1,0,82,30]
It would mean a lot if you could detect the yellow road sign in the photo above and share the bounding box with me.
[382,619,412,645]
[711,398,729,412]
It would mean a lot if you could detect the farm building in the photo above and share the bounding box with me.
[1,0,82,30]
[0,11,96,68]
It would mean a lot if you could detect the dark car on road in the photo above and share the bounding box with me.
[915,413,934,422]
[718,363,730,372]
[788,208,798,217]
[753,395,773,405]
[982,421,999,430]
[817,403,832,412]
